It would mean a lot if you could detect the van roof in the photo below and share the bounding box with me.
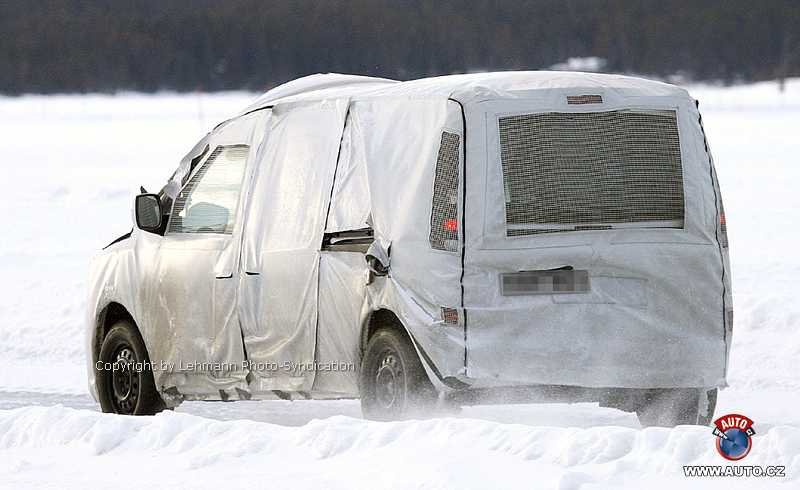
[241,71,690,113]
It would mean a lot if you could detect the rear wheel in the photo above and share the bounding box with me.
[359,327,437,420]
[634,388,717,427]
[97,321,166,415]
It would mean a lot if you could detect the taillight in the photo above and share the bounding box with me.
[719,203,728,248]
[443,218,458,232]
[441,307,459,325]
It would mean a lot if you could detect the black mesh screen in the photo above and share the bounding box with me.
[429,131,461,251]
[567,95,603,105]
[499,109,684,236]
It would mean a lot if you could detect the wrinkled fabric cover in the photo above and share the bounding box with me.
[238,100,349,392]
[87,72,730,402]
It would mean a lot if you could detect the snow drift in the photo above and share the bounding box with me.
[1,405,798,489]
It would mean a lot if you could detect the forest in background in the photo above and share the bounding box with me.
[2,0,799,94]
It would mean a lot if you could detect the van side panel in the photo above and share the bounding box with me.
[358,99,467,379]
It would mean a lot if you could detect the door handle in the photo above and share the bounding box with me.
[244,271,260,276]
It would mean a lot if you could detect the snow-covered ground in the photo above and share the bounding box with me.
[0,79,799,488]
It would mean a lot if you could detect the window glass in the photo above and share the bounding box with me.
[167,145,249,234]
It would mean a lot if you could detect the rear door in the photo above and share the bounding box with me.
[463,92,726,389]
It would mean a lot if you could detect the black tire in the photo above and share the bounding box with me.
[359,327,437,420]
[635,388,718,427]
[96,321,166,415]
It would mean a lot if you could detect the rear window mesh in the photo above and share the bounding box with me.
[429,131,461,251]
[499,109,684,236]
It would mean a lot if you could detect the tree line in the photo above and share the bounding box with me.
[1,0,798,94]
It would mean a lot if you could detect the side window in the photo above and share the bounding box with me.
[167,145,249,235]
[429,131,461,251]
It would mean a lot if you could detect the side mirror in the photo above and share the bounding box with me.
[135,194,162,232]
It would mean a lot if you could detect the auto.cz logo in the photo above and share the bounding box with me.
[683,465,785,478]
[712,413,755,461]
[683,413,786,479]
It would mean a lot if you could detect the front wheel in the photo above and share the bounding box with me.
[359,328,437,420]
[96,321,166,415]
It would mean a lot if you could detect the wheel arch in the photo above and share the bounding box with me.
[359,308,459,392]
[359,308,410,355]
[93,302,140,365]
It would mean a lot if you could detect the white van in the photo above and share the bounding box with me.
[87,72,732,426]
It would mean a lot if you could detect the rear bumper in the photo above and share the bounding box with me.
[463,301,727,389]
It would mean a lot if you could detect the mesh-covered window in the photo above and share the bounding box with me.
[499,109,684,236]
[168,145,249,234]
[429,132,461,251]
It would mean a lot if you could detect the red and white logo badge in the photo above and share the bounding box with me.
[712,413,756,461]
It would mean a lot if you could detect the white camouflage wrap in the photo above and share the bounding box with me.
[87,72,732,403]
